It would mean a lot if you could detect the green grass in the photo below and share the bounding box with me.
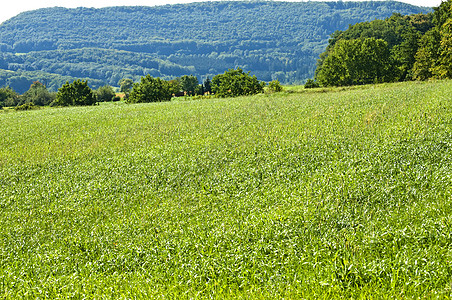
[1,80,451,298]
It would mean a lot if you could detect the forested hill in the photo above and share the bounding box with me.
[0,1,431,92]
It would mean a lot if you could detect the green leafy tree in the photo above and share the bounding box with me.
[434,10,452,78]
[433,0,452,27]
[212,68,265,98]
[118,78,134,94]
[316,38,393,86]
[54,80,96,106]
[203,77,212,94]
[179,75,199,95]
[0,87,19,107]
[167,79,181,96]
[412,28,441,80]
[127,75,172,103]
[19,81,55,106]
[96,85,116,102]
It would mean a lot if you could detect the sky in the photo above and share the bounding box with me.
[0,0,444,24]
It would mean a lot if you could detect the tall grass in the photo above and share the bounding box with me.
[0,80,451,298]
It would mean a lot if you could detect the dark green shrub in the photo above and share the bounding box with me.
[15,102,37,111]
[304,79,320,89]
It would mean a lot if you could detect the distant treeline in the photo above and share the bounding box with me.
[0,1,430,93]
[0,68,283,110]
[314,0,452,86]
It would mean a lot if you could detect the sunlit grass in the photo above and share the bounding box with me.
[0,80,451,298]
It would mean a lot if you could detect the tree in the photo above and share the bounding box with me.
[212,68,265,98]
[203,77,212,94]
[96,85,116,102]
[316,38,394,86]
[19,81,55,106]
[0,87,19,107]
[127,75,172,103]
[167,79,181,96]
[54,80,96,106]
[412,28,441,80]
[118,78,134,94]
[433,13,452,78]
[179,75,199,95]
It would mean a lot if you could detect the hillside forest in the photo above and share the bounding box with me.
[314,0,452,86]
[0,1,430,93]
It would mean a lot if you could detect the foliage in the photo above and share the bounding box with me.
[167,79,181,96]
[203,77,212,94]
[0,2,431,90]
[96,85,116,102]
[412,28,441,80]
[212,68,265,98]
[316,38,394,86]
[118,78,134,94]
[179,75,199,95]
[54,80,96,106]
[0,80,452,298]
[127,75,172,103]
[0,86,19,107]
[15,102,38,111]
[304,78,320,88]
[314,9,452,85]
[18,81,55,106]
[267,80,283,93]
[433,10,452,78]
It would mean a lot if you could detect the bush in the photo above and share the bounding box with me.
[15,102,37,111]
[304,79,320,89]
[267,80,283,93]
[212,68,265,98]
[127,75,172,103]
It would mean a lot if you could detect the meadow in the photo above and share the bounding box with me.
[0,80,451,298]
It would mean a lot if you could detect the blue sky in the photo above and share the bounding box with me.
[0,0,443,24]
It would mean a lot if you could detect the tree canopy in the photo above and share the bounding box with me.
[127,75,172,103]
[212,68,265,98]
[314,1,452,86]
[54,80,96,106]
[19,81,55,106]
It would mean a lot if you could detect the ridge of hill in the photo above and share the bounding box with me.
[0,1,431,92]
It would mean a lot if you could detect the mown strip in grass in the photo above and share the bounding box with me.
[0,80,451,298]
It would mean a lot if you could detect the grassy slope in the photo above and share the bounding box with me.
[0,81,451,298]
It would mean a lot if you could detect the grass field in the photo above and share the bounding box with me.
[0,80,451,298]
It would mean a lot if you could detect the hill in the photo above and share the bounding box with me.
[1,80,451,297]
[0,1,431,92]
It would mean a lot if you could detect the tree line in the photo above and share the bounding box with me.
[312,0,452,86]
[0,68,281,109]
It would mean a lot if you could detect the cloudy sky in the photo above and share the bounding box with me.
[0,0,443,24]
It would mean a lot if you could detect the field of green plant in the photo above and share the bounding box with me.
[0,80,451,298]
